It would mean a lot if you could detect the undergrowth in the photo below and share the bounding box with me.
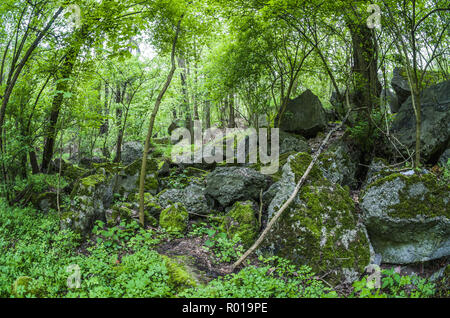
[0,199,442,298]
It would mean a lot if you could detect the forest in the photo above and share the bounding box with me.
[0,0,449,300]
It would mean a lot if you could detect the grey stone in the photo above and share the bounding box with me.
[317,140,360,188]
[391,67,411,107]
[277,89,327,138]
[279,131,310,155]
[158,184,210,216]
[205,166,272,209]
[390,80,450,162]
[121,141,144,166]
[360,171,450,264]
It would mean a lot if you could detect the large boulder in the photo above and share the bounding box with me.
[121,141,144,166]
[205,166,272,209]
[277,90,327,138]
[115,158,161,199]
[62,167,117,235]
[390,80,450,162]
[261,153,372,285]
[360,171,450,264]
[158,184,210,216]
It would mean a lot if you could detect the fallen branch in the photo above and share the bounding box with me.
[230,109,353,272]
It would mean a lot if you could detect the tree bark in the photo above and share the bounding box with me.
[41,25,88,172]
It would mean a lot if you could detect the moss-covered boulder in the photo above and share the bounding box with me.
[115,158,161,199]
[159,203,189,234]
[360,171,450,264]
[221,201,259,248]
[31,192,58,212]
[62,168,116,235]
[261,152,372,285]
[50,158,89,183]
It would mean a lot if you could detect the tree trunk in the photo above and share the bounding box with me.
[348,22,381,121]
[229,93,235,128]
[204,100,211,129]
[41,25,88,172]
[29,150,39,175]
[139,17,183,225]
[113,82,127,163]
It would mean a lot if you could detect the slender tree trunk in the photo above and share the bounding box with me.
[229,93,235,128]
[113,83,126,163]
[29,150,39,174]
[41,25,88,172]
[178,56,193,142]
[139,17,183,225]
[204,100,211,129]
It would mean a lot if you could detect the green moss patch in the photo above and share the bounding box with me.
[159,203,189,234]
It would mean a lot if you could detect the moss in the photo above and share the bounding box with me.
[142,175,159,194]
[366,172,449,219]
[220,201,259,248]
[159,203,189,234]
[91,162,122,174]
[124,158,159,176]
[111,205,133,221]
[80,173,106,188]
[62,161,89,181]
[163,256,197,294]
[185,167,209,177]
[11,276,34,298]
[289,152,323,183]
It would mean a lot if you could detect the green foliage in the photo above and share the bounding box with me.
[188,221,244,263]
[204,230,244,264]
[352,268,436,298]
[181,256,337,298]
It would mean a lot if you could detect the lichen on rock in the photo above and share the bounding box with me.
[360,170,450,264]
